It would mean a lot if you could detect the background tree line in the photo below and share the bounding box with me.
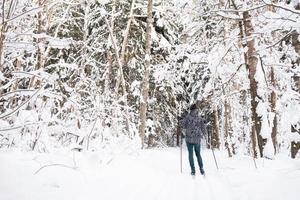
[0,0,299,159]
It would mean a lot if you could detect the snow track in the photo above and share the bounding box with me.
[1,148,300,200]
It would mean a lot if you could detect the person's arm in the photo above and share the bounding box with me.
[200,118,207,138]
[180,115,188,129]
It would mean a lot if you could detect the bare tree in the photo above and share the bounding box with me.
[103,0,137,134]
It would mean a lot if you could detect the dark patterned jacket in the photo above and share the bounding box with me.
[180,109,207,144]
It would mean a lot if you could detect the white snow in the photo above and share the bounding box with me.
[288,132,300,143]
[0,72,5,81]
[159,36,172,49]
[145,54,151,62]
[48,38,71,49]
[97,0,111,5]
[156,18,164,28]
[1,147,299,200]
[130,80,141,97]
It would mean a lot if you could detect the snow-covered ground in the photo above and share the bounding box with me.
[0,146,299,200]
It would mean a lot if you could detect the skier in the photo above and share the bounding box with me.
[180,103,206,176]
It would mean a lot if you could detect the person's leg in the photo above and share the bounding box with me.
[187,142,195,174]
[194,144,204,174]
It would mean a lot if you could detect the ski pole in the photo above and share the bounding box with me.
[178,101,183,173]
[180,129,183,173]
[204,132,219,170]
[200,113,219,170]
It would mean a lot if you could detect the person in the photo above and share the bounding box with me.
[180,103,206,176]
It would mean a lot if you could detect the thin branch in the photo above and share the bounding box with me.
[103,17,122,77]
[0,89,35,98]
[212,42,234,78]
[211,4,266,13]
[212,2,300,15]
[257,29,293,52]
[211,63,246,101]
[0,84,45,119]
[191,62,209,65]
[262,16,297,23]
[6,0,15,20]
[262,0,300,15]
[223,63,245,88]
[259,55,269,87]
[263,63,293,67]
[2,49,36,67]
[86,117,98,150]
[120,0,136,65]
[11,71,43,79]
[44,2,74,60]
[2,0,5,24]
[215,12,243,20]
[1,0,80,26]
[1,6,42,25]
[0,121,55,132]
[34,163,76,175]
[102,6,131,133]
[115,0,136,96]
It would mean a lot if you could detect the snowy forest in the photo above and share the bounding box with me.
[0,0,300,200]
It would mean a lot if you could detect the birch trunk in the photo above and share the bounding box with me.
[212,107,220,149]
[290,2,300,158]
[0,0,15,73]
[231,0,253,155]
[139,0,153,149]
[30,0,46,88]
[224,99,233,157]
[115,0,136,96]
[105,0,136,134]
[0,2,6,72]
[270,67,278,154]
[243,11,264,158]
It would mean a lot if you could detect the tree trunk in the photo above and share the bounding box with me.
[104,13,130,133]
[219,0,225,8]
[115,0,136,96]
[0,19,5,72]
[224,99,234,157]
[36,2,44,71]
[105,0,137,135]
[290,72,300,158]
[0,0,15,73]
[212,107,220,149]
[139,0,153,149]
[290,37,300,158]
[291,125,300,159]
[231,0,253,156]
[30,0,46,88]
[243,11,263,158]
[267,3,279,155]
[0,1,7,72]
[289,2,300,158]
[270,67,278,154]
[291,141,300,159]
